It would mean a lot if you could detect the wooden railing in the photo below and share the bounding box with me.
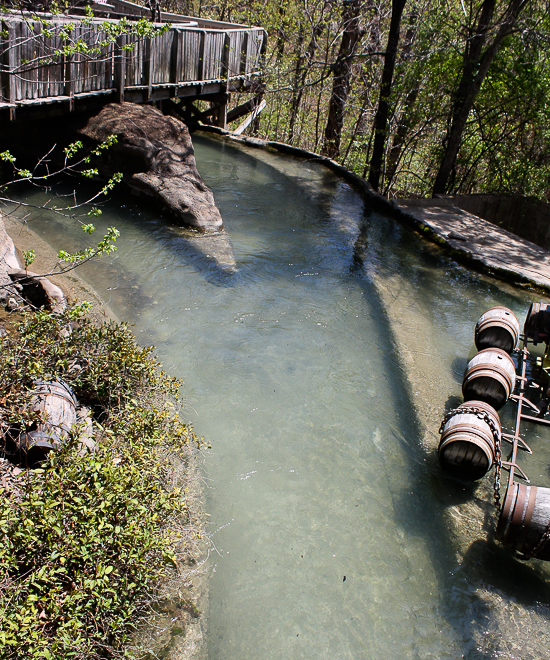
[0,11,266,111]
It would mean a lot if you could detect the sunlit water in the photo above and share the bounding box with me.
[12,135,550,659]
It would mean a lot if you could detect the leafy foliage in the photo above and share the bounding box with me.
[0,305,199,659]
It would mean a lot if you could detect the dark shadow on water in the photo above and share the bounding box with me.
[451,356,468,384]
[444,393,464,412]
[350,208,550,658]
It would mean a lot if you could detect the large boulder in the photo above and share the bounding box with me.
[80,103,223,233]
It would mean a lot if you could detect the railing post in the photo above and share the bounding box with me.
[170,28,182,94]
[64,54,74,111]
[143,37,152,100]
[2,21,17,119]
[239,31,248,77]
[215,32,231,129]
[114,34,126,103]
[197,30,205,82]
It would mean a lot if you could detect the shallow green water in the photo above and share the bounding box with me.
[15,135,550,659]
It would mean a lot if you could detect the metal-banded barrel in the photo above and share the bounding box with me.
[496,483,550,560]
[474,306,519,354]
[462,348,516,410]
[524,302,550,344]
[18,379,77,466]
[438,401,500,480]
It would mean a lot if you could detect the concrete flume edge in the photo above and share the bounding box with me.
[197,125,550,295]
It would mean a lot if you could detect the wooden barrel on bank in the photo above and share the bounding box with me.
[438,401,500,480]
[524,302,550,344]
[18,379,77,466]
[496,482,550,560]
[474,306,519,354]
[462,348,516,410]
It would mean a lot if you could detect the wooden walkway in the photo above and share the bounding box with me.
[0,1,266,123]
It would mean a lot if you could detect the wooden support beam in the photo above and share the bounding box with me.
[197,30,205,82]
[114,34,126,103]
[170,29,182,93]
[226,91,265,123]
[2,21,16,119]
[239,31,248,77]
[233,98,265,135]
[143,37,152,100]
[64,54,75,111]
[215,32,231,128]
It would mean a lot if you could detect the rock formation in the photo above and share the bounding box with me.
[0,217,66,312]
[80,103,223,234]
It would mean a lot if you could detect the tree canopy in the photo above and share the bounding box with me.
[185,0,550,201]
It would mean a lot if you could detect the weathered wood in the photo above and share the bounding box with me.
[18,379,77,466]
[170,28,182,87]
[462,347,516,410]
[1,22,17,109]
[64,53,75,111]
[0,13,265,117]
[197,30,205,82]
[114,33,126,102]
[233,98,265,134]
[226,91,264,123]
[143,36,152,99]
[239,31,248,77]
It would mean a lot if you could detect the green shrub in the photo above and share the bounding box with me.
[0,305,199,659]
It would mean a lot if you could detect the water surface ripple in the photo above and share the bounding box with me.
[19,135,550,659]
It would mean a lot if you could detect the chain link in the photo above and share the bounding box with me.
[439,405,502,509]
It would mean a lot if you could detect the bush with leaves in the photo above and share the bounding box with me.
[0,304,200,659]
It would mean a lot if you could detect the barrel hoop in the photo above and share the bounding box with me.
[516,486,538,552]
[476,318,518,335]
[464,363,515,385]
[511,483,528,534]
[440,425,495,446]
[497,483,518,542]
[25,429,62,445]
[33,389,77,407]
[34,380,77,405]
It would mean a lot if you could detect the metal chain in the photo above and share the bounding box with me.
[439,405,502,509]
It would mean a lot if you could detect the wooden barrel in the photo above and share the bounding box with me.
[496,482,550,560]
[462,348,516,410]
[18,379,77,466]
[524,302,550,344]
[438,401,500,480]
[474,306,519,354]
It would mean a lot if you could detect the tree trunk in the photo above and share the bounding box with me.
[432,0,529,195]
[367,0,407,191]
[288,21,324,144]
[321,0,363,159]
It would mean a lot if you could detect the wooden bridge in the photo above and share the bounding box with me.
[0,0,267,126]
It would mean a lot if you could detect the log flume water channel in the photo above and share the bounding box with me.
[16,134,550,659]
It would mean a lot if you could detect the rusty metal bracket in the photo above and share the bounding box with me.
[501,461,530,483]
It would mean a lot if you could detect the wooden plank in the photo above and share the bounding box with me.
[2,21,16,106]
[114,33,126,102]
[143,36,152,99]
[0,15,265,112]
[239,31,248,77]
[64,53,74,110]
[233,98,265,134]
[197,30,205,82]
[170,28,179,84]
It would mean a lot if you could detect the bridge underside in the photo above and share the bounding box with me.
[0,77,259,129]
